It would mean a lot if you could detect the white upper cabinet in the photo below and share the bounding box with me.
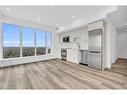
[88,20,104,31]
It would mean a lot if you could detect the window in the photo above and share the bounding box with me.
[36,30,46,55]
[3,23,52,59]
[47,32,52,54]
[22,27,35,57]
[3,23,20,58]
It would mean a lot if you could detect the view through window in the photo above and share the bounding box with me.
[3,23,52,59]
[22,27,35,57]
[3,23,20,58]
[36,30,46,55]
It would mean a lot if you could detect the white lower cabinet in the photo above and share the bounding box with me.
[67,49,79,64]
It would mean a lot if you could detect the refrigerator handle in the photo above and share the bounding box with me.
[89,51,101,53]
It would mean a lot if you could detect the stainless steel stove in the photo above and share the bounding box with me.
[61,49,67,61]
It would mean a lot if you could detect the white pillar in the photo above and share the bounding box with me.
[0,14,3,60]
[105,19,111,68]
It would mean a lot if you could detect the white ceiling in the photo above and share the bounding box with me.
[0,6,116,30]
[108,6,127,33]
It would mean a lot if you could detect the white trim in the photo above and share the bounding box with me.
[0,22,3,59]
[51,32,53,55]
[46,32,48,54]
[34,30,36,56]
[20,26,23,58]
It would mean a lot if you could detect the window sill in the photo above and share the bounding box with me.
[0,53,52,61]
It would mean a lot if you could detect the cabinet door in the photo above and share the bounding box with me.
[67,49,78,64]
[88,20,104,31]
[67,49,73,62]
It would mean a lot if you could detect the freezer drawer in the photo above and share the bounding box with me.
[88,52,102,70]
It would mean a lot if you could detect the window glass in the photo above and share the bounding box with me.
[3,23,52,59]
[3,23,20,58]
[22,27,35,57]
[36,30,46,55]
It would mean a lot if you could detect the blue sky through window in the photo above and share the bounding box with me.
[36,30,46,47]
[3,23,51,48]
[47,32,52,47]
[3,23,20,47]
[23,27,34,47]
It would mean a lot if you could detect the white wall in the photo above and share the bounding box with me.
[117,31,127,59]
[105,17,118,68]
[110,25,118,63]
[0,15,59,67]
[53,33,61,59]
[0,15,3,60]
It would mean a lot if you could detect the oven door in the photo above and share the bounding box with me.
[61,49,67,60]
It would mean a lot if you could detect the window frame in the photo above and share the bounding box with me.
[2,23,52,59]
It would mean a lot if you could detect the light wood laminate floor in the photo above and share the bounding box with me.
[0,59,127,89]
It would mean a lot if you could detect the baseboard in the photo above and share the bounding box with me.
[118,58,127,60]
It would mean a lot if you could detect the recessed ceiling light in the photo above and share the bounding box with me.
[125,23,127,25]
[72,15,75,19]
[37,18,41,20]
[6,7,10,11]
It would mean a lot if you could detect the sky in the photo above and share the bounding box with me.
[3,23,51,47]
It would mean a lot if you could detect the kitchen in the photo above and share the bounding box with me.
[60,20,105,70]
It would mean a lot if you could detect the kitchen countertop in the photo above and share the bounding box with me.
[79,49,88,51]
[61,48,88,51]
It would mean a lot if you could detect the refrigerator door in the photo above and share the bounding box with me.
[88,29,102,52]
[88,51,101,70]
[88,29,102,70]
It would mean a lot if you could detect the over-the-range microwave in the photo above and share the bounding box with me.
[63,36,70,42]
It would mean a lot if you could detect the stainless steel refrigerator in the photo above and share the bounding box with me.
[88,29,103,70]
